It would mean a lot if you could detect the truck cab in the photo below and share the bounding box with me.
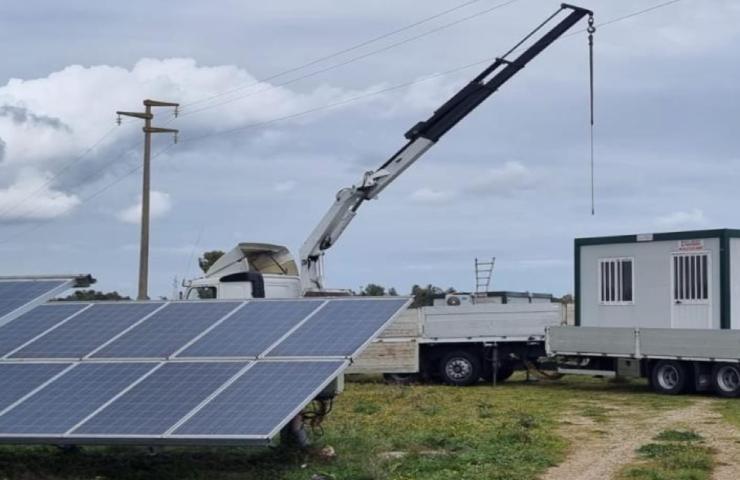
[183,243,301,300]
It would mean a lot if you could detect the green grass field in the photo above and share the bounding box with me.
[0,375,717,480]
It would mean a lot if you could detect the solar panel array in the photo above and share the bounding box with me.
[0,295,409,446]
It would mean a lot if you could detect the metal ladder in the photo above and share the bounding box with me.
[474,257,495,297]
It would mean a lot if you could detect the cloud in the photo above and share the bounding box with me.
[0,173,80,221]
[0,105,70,131]
[273,180,297,193]
[0,57,413,224]
[656,208,706,229]
[465,161,538,196]
[117,190,172,224]
[409,187,456,204]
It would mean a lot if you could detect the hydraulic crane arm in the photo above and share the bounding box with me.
[299,4,593,292]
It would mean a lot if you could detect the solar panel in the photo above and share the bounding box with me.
[71,362,248,436]
[91,302,241,359]
[0,279,73,324]
[172,361,345,438]
[177,300,323,358]
[0,296,410,446]
[0,363,156,434]
[266,298,409,358]
[0,363,71,412]
[10,303,161,359]
[0,304,86,357]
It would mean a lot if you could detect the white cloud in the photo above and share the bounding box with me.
[273,180,297,193]
[0,173,80,221]
[409,187,456,204]
[465,161,538,196]
[0,57,410,224]
[656,208,706,229]
[118,190,172,224]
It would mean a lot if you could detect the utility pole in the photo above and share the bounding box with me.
[117,99,179,300]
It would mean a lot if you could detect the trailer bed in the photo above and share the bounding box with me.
[547,326,740,362]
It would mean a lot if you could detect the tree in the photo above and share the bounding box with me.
[410,284,454,308]
[199,250,225,273]
[359,283,386,296]
[57,290,130,301]
[388,287,399,296]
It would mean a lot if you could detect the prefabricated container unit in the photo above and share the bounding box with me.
[575,229,740,330]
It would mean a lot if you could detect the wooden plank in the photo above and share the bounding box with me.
[377,309,420,338]
[346,341,418,374]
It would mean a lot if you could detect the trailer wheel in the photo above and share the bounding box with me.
[440,350,481,386]
[651,360,688,395]
[712,363,740,398]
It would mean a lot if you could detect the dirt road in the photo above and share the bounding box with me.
[540,397,740,480]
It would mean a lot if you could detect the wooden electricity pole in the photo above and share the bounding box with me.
[117,99,179,300]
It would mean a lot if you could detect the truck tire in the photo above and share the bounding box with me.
[712,363,740,398]
[440,350,481,386]
[650,360,688,395]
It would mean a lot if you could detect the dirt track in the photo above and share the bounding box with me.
[540,397,740,480]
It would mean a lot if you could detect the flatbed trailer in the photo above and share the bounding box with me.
[547,325,740,395]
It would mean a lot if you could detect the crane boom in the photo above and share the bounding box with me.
[300,3,593,292]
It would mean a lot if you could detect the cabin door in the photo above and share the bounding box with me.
[670,252,711,328]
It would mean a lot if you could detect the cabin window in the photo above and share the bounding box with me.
[186,286,217,300]
[673,253,709,302]
[599,258,633,304]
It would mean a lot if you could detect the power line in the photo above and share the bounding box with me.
[181,0,502,110]
[0,144,175,245]
[177,0,520,119]
[0,0,689,244]
[0,124,124,220]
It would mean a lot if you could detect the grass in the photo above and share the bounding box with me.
[713,398,740,429]
[0,374,700,480]
[617,430,713,480]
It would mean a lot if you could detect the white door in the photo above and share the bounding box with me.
[671,252,711,328]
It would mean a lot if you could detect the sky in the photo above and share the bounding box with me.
[0,0,738,299]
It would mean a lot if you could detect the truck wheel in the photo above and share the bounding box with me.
[440,350,481,386]
[383,373,418,385]
[651,360,688,395]
[712,363,740,398]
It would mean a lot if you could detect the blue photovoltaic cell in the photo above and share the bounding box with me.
[0,363,71,411]
[0,304,86,356]
[92,302,241,358]
[72,362,248,436]
[178,300,323,358]
[173,361,344,437]
[0,280,67,320]
[10,303,161,359]
[0,363,156,434]
[267,299,408,357]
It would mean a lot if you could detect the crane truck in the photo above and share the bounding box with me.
[183,3,594,301]
[182,5,594,386]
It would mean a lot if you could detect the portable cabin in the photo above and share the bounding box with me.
[575,229,740,330]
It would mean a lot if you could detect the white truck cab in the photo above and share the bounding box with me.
[183,243,301,300]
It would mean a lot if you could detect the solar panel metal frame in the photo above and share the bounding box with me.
[0,277,79,328]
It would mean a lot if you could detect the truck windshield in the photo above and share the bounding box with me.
[187,287,217,300]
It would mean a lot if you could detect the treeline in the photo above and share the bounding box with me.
[357,283,456,308]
